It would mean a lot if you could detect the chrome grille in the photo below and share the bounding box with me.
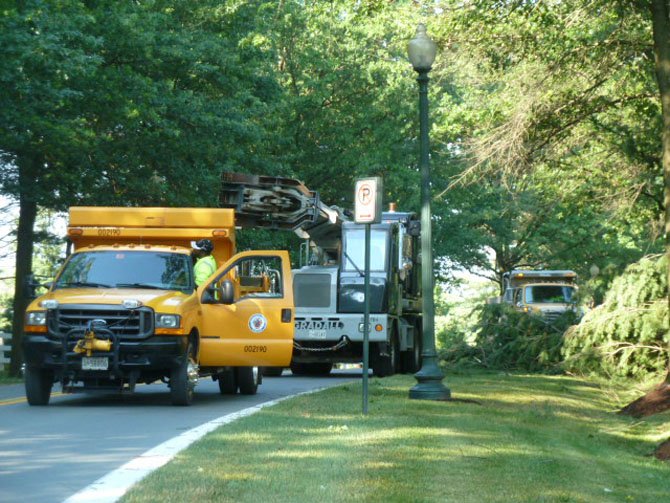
[47,305,154,339]
[542,310,563,322]
[293,273,331,308]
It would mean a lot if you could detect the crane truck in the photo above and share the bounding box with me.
[22,207,294,405]
[220,173,423,377]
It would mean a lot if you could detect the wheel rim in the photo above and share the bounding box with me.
[187,358,199,389]
[252,366,259,385]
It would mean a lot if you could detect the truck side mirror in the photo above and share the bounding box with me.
[24,274,37,300]
[24,274,50,300]
[220,279,235,305]
[202,285,216,303]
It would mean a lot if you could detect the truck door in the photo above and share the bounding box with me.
[198,250,294,367]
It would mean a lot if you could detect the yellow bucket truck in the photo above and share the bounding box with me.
[22,207,294,405]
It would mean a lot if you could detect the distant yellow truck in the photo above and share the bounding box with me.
[501,269,578,321]
[22,207,294,405]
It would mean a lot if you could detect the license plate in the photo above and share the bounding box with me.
[82,357,109,371]
[308,329,327,339]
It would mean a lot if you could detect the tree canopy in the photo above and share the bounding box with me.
[0,0,667,375]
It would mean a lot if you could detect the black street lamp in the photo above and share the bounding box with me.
[408,24,451,401]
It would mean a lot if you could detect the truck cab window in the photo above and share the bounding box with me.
[54,251,193,292]
[525,285,574,304]
[213,255,283,301]
[343,229,387,272]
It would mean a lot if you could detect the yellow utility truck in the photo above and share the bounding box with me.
[501,269,578,321]
[22,207,294,405]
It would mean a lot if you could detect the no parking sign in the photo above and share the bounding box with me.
[354,177,383,224]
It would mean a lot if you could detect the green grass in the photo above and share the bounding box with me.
[0,370,21,385]
[123,372,670,503]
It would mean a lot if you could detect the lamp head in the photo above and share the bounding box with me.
[407,23,437,72]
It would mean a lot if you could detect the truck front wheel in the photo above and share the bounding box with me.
[25,366,54,406]
[170,343,197,406]
[237,367,259,395]
[402,325,422,374]
[372,335,398,378]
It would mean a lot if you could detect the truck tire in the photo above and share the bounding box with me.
[25,366,53,406]
[237,366,259,395]
[170,343,197,406]
[402,326,422,374]
[217,368,238,394]
[372,335,398,378]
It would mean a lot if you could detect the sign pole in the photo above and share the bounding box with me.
[354,176,382,415]
[362,222,371,415]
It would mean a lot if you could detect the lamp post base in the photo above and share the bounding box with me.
[409,359,451,401]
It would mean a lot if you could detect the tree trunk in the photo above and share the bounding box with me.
[619,0,670,420]
[650,1,670,379]
[655,438,670,460]
[9,167,38,377]
[618,376,670,417]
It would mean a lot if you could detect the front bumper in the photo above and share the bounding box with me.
[294,314,388,343]
[23,333,187,383]
[292,314,391,364]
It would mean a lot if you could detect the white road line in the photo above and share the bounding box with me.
[63,388,326,503]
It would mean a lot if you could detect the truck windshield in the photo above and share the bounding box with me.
[343,229,387,272]
[525,285,574,304]
[54,251,193,292]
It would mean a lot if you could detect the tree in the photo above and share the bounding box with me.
[0,0,286,375]
[427,0,668,455]
[424,0,664,285]
[563,254,668,380]
[0,1,102,375]
[616,2,670,460]
[269,1,426,206]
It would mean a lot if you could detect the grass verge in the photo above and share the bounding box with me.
[123,372,670,503]
[0,370,21,385]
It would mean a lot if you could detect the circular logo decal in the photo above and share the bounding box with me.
[248,314,268,333]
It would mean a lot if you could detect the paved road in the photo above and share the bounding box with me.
[0,371,357,503]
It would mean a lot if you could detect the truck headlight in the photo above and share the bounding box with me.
[26,311,47,326]
[155,313,181,329]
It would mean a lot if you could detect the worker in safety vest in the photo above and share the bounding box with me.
[191,239,217,286]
